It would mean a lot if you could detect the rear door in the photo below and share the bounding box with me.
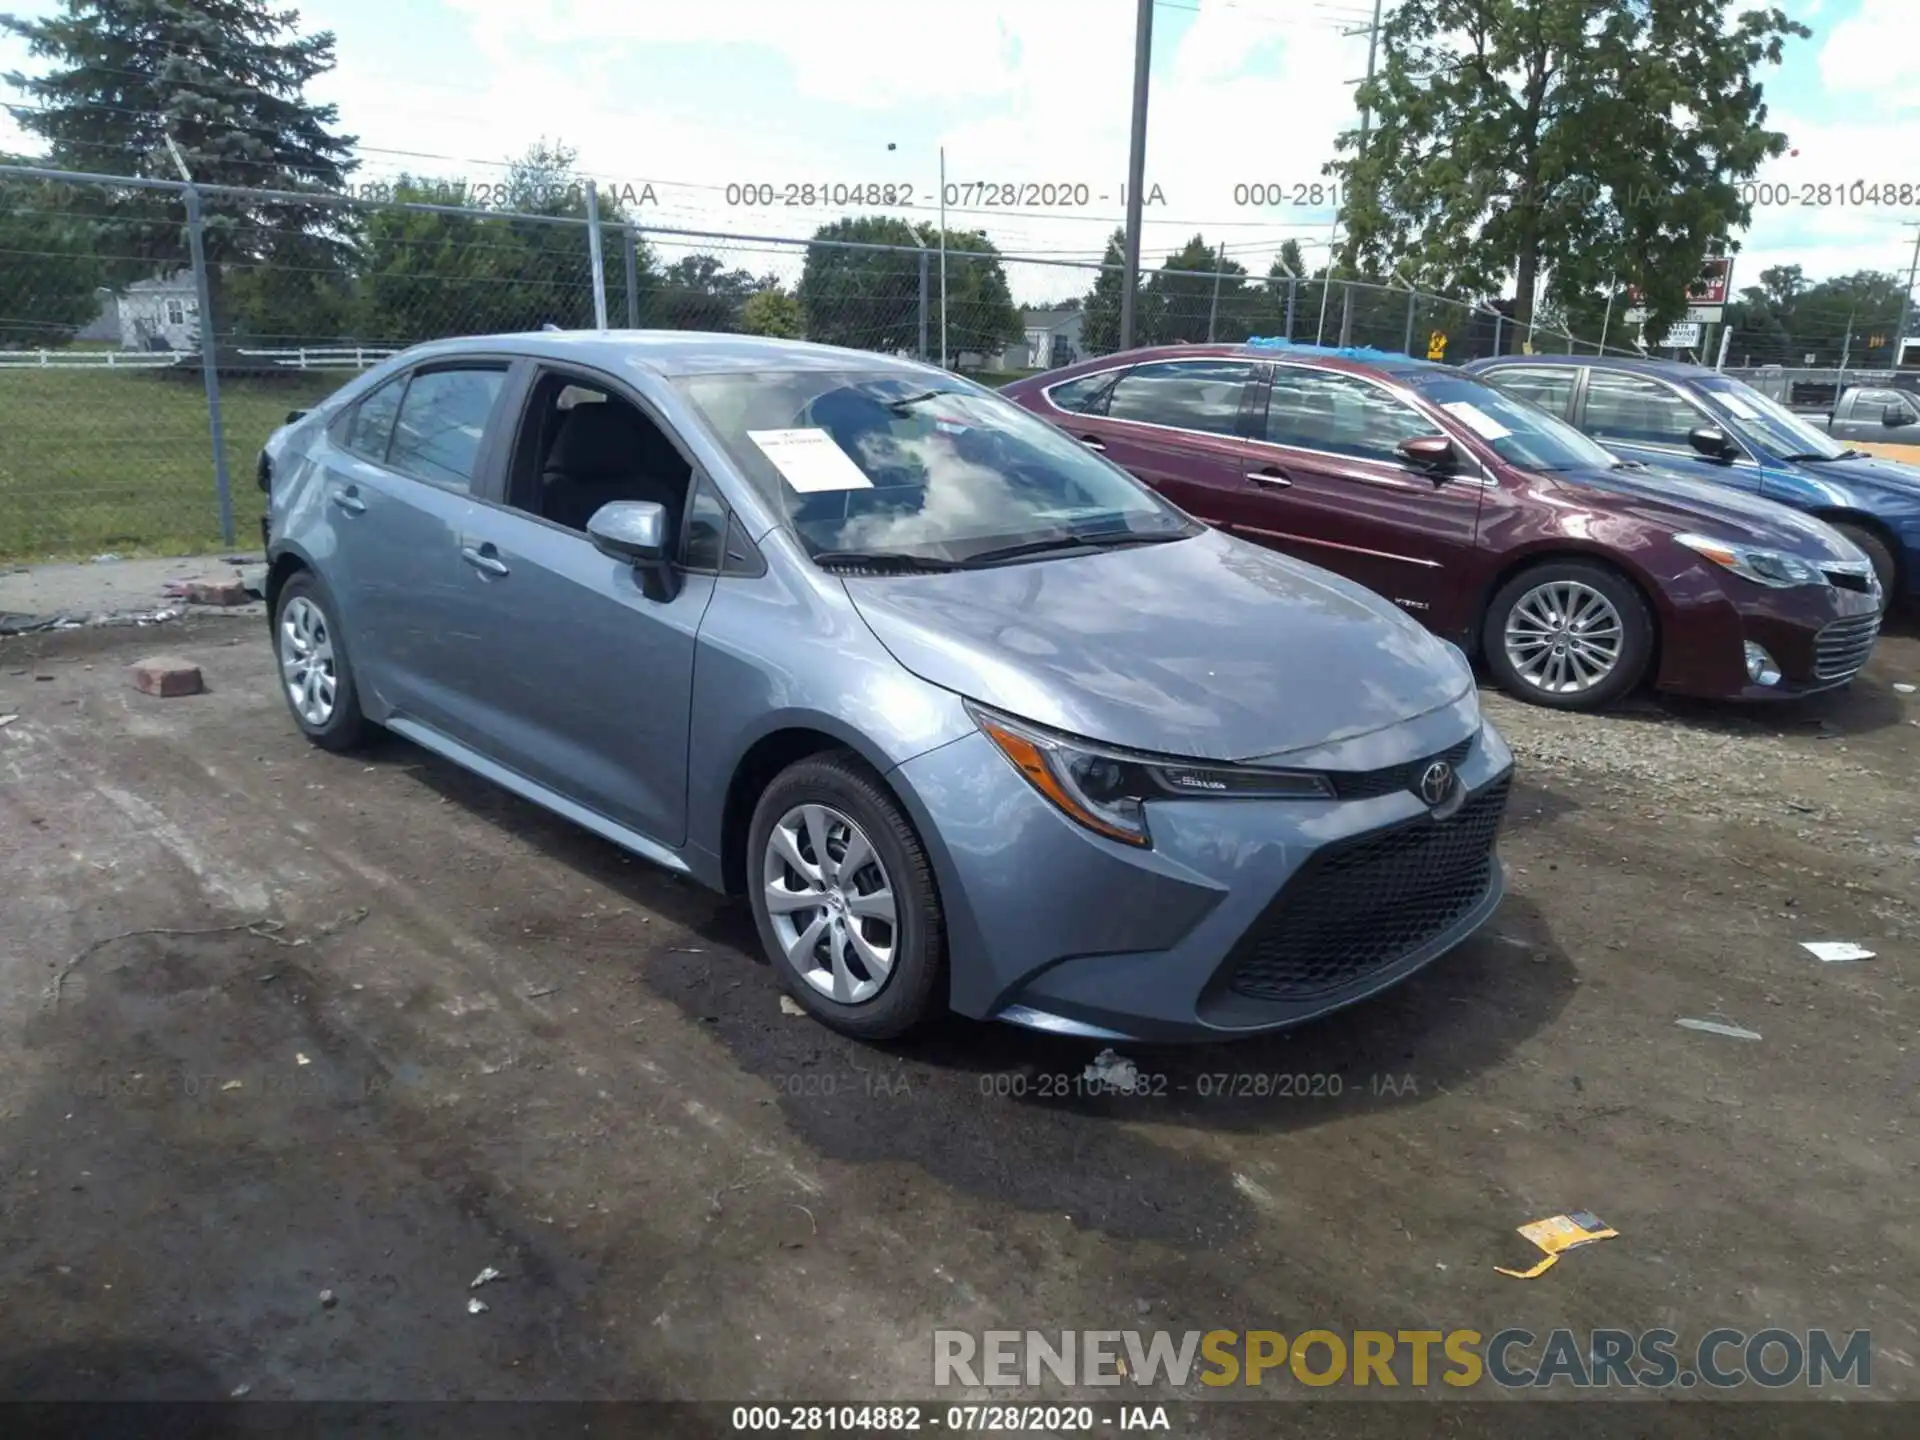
[1220,363,1485,623]
[321,360,516,722]
[1572,369,1766,493]
[1053,358,1261,525]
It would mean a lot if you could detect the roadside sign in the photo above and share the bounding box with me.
[1659,322,1702,348]
[1426,330,1448,361]
[1622,256,1733,325]
[1623,304,1723,325]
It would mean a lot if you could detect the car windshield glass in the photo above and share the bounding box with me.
[675,370,1195,562]
[1406,373,1621,471]
[1696,378,1847,460]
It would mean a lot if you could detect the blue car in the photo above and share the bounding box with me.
[1465,354,1920,607]
[256,331,1512,1044]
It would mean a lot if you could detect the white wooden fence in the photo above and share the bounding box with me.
[0,345,398,370]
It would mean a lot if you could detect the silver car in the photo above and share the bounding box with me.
[260,331,1514,1042]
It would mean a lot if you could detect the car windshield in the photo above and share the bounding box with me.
[1405,373,1622,471]
[676,369,1195,563]
[1695,377,1849,460]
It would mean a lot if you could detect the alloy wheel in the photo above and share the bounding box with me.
[279,595,338,727]
[762,803,898,1005]
[1503,579,1624,696]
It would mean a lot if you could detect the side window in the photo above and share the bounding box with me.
[1482,367,1575,420]
[1103,360,1252,435]
[1581,373,1707,448]
[341,376,405,462]
[387,368,507,490]
[1264,368,1436,465]
[682,477,728,571]
[1045,372,1117,415]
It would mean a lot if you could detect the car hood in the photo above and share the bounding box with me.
[1545,465,1861,559]
[839,527,1475,763]
[1818,451,1920,495]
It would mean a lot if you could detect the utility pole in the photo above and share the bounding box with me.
[938,146,948,368]
[1895,223,1920,371]
[1336,0,1387,348]
[1118,0,1153,352]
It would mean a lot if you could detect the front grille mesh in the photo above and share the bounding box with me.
[1326,735,1476,801]
[1223,776,1510,1003]
[1813,613,1879,681]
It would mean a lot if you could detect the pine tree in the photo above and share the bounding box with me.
[1081,228,1129,356]
[3,0,358,352]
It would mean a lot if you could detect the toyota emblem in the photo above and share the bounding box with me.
[1418,760,1454,808]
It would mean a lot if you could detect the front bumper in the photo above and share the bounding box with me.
[890,692,1514,1043]
[1654,576,1882,701]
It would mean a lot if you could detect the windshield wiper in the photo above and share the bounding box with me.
[1778,452,1842,462]
[811,549,959,573]
[1609,459,1648,470]
[959,529,1187,567]
[884,388,954,413]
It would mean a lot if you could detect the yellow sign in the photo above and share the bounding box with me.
[1426,330,1447,360]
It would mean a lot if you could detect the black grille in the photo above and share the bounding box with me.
[1222,775,1510,1003]
[1326,735,1475,801]
[1822,565,1875,595]
[1813,613,1879,681]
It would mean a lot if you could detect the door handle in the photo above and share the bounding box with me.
[1079,435,1106,451]
[330,487,367,515]
[1246,468,1293,488]
[460,544,510,578]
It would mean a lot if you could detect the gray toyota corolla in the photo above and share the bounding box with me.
[259,331,1514,1042]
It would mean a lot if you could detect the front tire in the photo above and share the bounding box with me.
[746,753,945,1040]
[273,572,366,751]
[1482,560,1653,710]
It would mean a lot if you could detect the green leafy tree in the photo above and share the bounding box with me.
[931,226,1022,360]
[1331,0,1808,337]
[1081,228,1138,355]
[653,254,771,332]
[0,163,105,346]
[1148,235,1252,344]
[740,286,802,339]
[797,215,923,353]
[3,0,358,351]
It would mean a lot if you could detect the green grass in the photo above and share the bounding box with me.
[0,367,345,563]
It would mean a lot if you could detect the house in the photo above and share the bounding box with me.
[114,273,200,351]
[993,307,1084,372]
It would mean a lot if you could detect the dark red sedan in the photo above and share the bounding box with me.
[1003,342,1883,709]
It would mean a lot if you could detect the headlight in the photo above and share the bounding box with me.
[966,702,1331,848]
[1674,533,1825,588]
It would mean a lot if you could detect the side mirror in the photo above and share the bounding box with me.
[1398,434,1458,476]
[1884,404,1908,428]
[587,500,679,601]
[285,408,309,425]
[1687,425,1738,462]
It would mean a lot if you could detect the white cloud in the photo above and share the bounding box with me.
[1817,0,1920,107]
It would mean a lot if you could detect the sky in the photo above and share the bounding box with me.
[2,0,1915,312]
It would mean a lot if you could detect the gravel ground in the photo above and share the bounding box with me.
[0,607,1915,1434]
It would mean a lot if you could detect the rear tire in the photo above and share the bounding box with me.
[746,752,945,1040]
[1830,522,1898,613]
[272,572,367,752]
[1482,560,1654,711]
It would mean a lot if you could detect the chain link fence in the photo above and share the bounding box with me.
[2,162,1617,563]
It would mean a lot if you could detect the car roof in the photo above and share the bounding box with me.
[389,329,957,382]
[1071,340,1457,382]
[1471,352,1723,382]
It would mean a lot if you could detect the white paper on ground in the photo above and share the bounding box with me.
[1801,940,1875,963]
[1440,400,1512,440]
[748,428,874,493]
[1675,1018,1763,1041]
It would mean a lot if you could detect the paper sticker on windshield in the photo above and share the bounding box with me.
[747,428,874,493]
[1717,392,1761,420]
[1441,400,1512,439]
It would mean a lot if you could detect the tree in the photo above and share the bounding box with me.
[654,254,771,332]
[1146,235,1256,344]
[1331,0,1807,336]
[4,0,359,352]
[1081,228,1137,356]
[797,216,922,353]
[0,163,105,346]
[740,286,802,339]
[930,227,1022,360]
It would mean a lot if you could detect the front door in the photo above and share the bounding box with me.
[1217,363,1484,626]
[1574,369,1765,493]
[440,375,715,848]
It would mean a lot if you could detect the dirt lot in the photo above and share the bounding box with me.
[1,608,1916,1432]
